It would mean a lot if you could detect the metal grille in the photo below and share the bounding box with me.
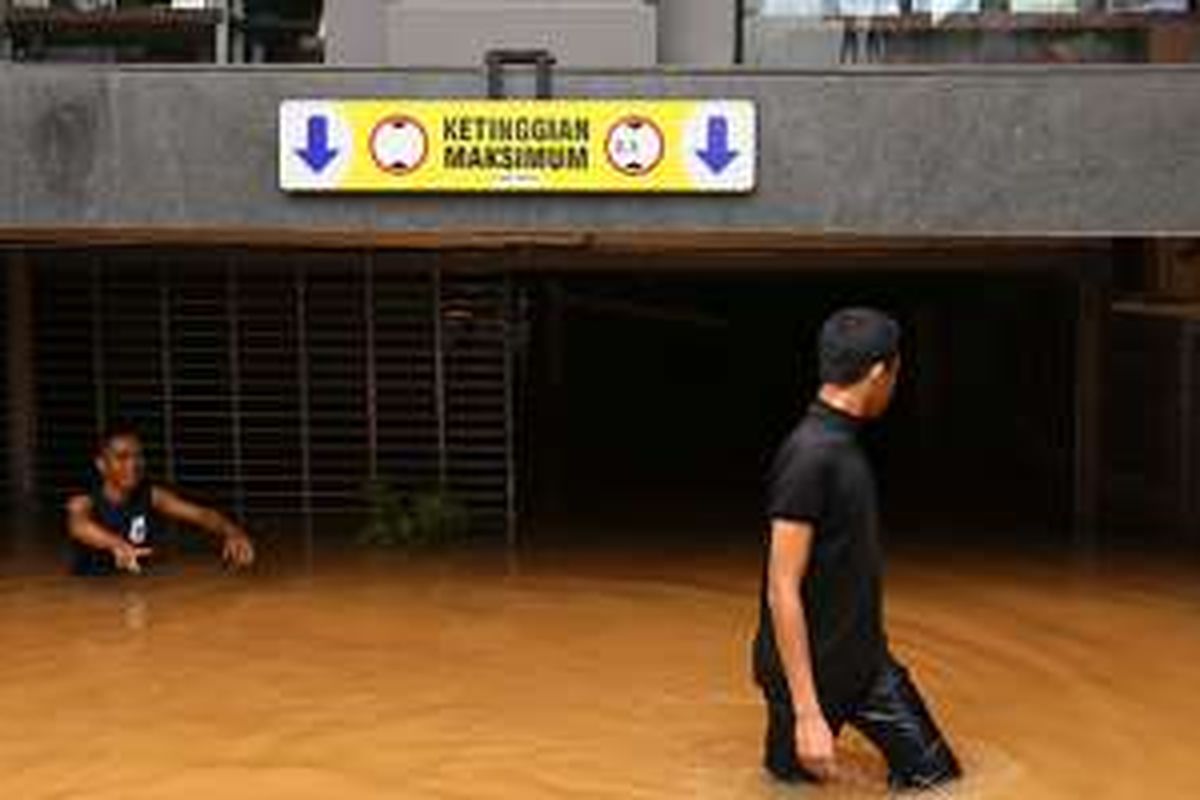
[0,263,8,510]
[233,257,304,519]
[305,257,371,514]
[1189,323,1200,538]
[439,269,514,532]
[373,255,438,497]
[169,257,237,513]
[35,252,101,505]
[33,249,516,538]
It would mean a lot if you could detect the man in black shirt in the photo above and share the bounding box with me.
[752,308,961,790]
[65,422,255,576]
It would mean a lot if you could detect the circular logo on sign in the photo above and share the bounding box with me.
[369,116,429,175]
[605,116,664,177]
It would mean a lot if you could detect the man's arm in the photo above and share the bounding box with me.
[65,495,152,573]
[151,487,254,567]
[767,518,835,779]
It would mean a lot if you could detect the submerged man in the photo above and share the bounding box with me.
[66,422,255,575]
[752,308,961,790]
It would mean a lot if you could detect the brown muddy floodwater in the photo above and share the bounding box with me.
[0,537,1198,799]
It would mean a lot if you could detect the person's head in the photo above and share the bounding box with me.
[817,308,901,418]
[94,421,144,494]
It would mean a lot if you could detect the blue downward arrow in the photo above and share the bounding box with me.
[296,115,338,173]
[696,116,738,175]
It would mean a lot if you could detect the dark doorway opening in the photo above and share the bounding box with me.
[523,269,1080,549]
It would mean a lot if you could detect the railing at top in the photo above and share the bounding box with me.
[746,0,1200,63]
[2,2,321,63]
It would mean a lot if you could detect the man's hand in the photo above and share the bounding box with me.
[221,530,255,568]
[111,540,153,574]
[767,519,835,780]
[152,487,255,570]
[794,707,836,780]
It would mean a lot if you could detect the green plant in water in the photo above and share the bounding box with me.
[358,480,415,547]
[358,481,469,548]
[411,488,469,544]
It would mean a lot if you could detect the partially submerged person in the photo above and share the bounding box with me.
[753,308,961,791]
[65,422,255,575]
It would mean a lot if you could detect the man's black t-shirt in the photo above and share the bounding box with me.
[753,400,887,718]
[70,481,158,576]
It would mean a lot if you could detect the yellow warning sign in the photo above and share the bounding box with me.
[279,99,756,194]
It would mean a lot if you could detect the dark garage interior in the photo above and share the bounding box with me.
[2,240,1191,558]
[523,267,1081,549]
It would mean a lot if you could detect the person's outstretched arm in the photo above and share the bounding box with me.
[151,487,255,568]
[65,495,153,573]
[768,518,835,780]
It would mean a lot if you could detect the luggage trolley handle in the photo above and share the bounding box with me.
[485,49,557,100]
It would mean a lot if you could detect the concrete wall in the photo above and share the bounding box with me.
[326,0,657,68]
[324,0,389,66]
[325,0,737,68]
[658,0,737,66]
[744,18,847,67]
[1,65,1200,237]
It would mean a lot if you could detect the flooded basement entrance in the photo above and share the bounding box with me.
[0,534,1197,799]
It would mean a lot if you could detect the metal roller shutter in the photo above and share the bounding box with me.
[34,248,516,539]
[0,263,8,511]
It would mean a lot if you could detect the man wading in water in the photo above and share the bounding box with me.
[753,308,961,790]
[65,422,255,576]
